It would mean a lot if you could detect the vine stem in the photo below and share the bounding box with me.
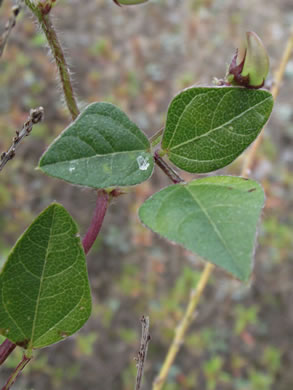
[0,340,16,365]
[152,31,293,390]
[24,1,79,120]
[1,354,32,390]
[82,190,110,255]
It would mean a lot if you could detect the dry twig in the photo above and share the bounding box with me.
[0,107,44,172]
[135,316,151,390]
[0,1,22,57]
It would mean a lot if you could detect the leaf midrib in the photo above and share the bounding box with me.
[184,187,244,278]
[29,206,56,349]
[168,96,271,152]
[41,149,149,166]
[74,110,148,150]
[165,90,212,149]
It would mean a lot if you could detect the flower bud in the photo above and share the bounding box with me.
[227,32,270,88]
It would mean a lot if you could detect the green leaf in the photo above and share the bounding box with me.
[139,176,265,281]
[162,87,273,173]
[0,204,91,350]
[39,103,154,188]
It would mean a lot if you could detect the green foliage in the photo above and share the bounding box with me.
[39,102,154,189]
[162,87,273,173]
[186,327,228,356]
[247,369,274,390]
[139,176,265,281]
[234,304,260,335]
[261,346,282,374]
[0,204,91,350]
[203,356,231,390]
[75,332,98,356]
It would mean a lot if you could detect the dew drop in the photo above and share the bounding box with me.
[137,155,150,171]
[228,126,234,130]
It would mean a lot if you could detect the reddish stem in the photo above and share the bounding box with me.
[1,354,31,390]
[154,151,184,184]
[82,190,109,254]
[0,340,16,366]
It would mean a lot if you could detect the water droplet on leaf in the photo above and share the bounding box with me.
[137,155,150,171]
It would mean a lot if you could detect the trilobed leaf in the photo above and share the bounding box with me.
[162,87,273,173]
[39,103,154,188]
[0,204,91,350]
[139,176,265,281]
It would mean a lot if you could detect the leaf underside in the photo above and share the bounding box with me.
[162,87,274,173]
[39,103,154,188]
[139,176,265,281]
[0,204,91,350]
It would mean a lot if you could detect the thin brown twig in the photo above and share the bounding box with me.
[154,151,184,184]
[0,107,44,172]
[135,315,151,390]
[0,339,16,366]
[0,2,21,57]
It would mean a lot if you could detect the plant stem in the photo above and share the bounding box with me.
[0,1,22,57]
[241,30,293,177]
[1,354,32,390]
[135,316,151,390]
[82,190,110,254]
[0,340,16,366]
[152,31,293,390]
[154,151,184,184]
[0,107,44,172]
[24,1,79,120]
[149,127,164,148]
[39,14,79,120]
[153,263,214,390]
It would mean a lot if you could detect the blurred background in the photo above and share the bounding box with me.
[0,0,293,389]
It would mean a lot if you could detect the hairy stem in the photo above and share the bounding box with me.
[152,31,293,390]
[0,340,16,366]
[38,14,79,120]
[82,190,110,255]
[1,354,32,390]
[24,1,79,120]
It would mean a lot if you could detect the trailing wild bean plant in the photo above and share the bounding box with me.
[0,0,292,389]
